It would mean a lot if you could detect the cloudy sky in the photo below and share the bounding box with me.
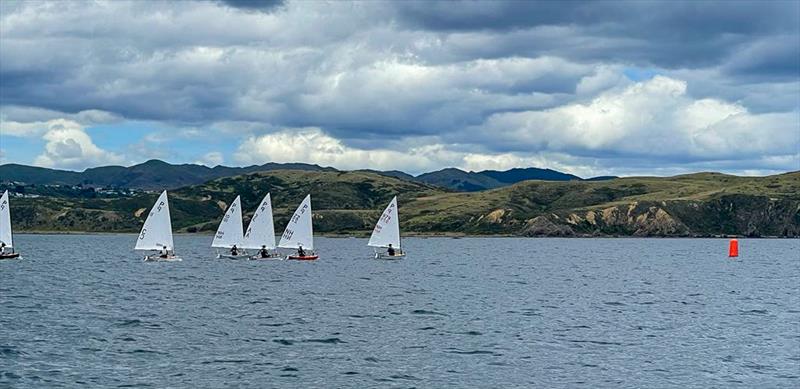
[0,0,798,177]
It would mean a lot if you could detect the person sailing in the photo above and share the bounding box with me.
[230,244,239,256]
[259,245,269,258]
[387,243,396,256]
[297,244,306,257]
[0,242,7,254]
[159,247,169,259]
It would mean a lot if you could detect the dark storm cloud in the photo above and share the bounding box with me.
[217,0,285,12]
[393,0,797,37]
[0,0,798,175]
[393,0,800,78]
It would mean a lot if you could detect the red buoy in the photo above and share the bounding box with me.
[729,239,739,258]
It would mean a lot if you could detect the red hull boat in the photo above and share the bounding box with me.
[287,255,319,260]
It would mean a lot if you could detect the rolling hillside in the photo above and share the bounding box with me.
[403,171,800,237]
[5,170,446,234]
[4,170,799,237]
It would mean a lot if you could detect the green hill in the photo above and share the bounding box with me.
[5,170,446,234]
[403,172,800,237]
[4,170,799,237]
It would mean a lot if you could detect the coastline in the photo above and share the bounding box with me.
[14,230,797,239]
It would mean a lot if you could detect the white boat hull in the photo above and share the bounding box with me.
[217,253,246,260]
[375,251,406,260]
[143,255,182,262]
[249,253,283,260]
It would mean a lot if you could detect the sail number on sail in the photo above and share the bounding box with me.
[215,200,239,241]
[281,202,308,241]
[372,203,395,234]
[244,202,266,239]
[138,200,165,242]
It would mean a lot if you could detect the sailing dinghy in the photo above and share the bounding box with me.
[368,196,405,259]
[242,193,280,260]
[136,190,181,262]
[0,190,20,260]
[212,195,245,259]
[278,194,318,260]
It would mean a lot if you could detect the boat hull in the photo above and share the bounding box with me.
[287,255,319,261]
[0,252,21,260]
[217,254,246,260]
[143,255,182,262]
[249,254,282,260]
[375,252,406,260]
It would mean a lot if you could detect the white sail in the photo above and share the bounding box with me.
[278,194,314,250]
[135,190,175,251]
[211,195,244,248]
[368,196,401,248]
[241,193,276,249]
[0,190,13,248]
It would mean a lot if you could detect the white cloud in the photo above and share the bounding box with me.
[0,119,49,137]
[234,127,612,176]
[236,128,430,171]
[197,151,224,167]
[32,119,123,170]
[473,76,800,161]
[1,108,121,137]
[575,65,629,96]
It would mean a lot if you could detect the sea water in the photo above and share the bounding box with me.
[1,235,798,388]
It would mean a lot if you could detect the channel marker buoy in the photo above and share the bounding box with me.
[729,239,739,258]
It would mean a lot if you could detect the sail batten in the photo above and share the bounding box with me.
[278,194,314,250]
[241,193,276,249]
[368,196,401,248]
[212,195,244,248]
[135,190,174,251]
[0,190,13,248]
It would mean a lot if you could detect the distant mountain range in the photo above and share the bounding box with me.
[0,160,614,191]
[415,167,584,191]
[0,160,334,190]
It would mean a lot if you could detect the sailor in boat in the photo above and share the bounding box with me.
[230,244,239,256]
[297,244,306,257]
[159,248,169,259]
[387,244,396,256]
[259,245,270,258]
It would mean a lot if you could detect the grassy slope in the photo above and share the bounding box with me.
[9,170,446,234]
[401,171,800,234]
[8,170,800,236]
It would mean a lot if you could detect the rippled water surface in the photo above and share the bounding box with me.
[1,235,798,388]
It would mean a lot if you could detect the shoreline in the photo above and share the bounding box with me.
[13,230,798,239]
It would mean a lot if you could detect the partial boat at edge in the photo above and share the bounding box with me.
[0,190,21,260]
